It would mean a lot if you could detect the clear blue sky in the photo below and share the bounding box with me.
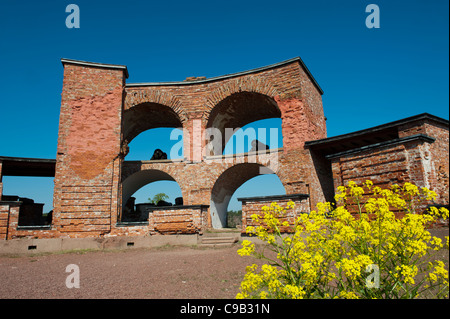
[0,0,448,213]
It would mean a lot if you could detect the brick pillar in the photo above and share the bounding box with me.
[275,90,327,152]
[53,59,128,237]
[331,158,343,190]
[184,115,205,162]
[404,141,427,189]
[0,161,3,198]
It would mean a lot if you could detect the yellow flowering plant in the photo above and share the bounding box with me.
[236,181,449,299]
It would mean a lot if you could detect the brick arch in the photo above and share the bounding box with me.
[121,168,183,210]
[122,102,184,144]
[205,90,282,155]
[204,76,280,114]
[209,162,285,228]
[124,89,188,123]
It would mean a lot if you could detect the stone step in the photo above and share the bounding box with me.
[202,229,241,236]
[199,244,236,248]
[201,236,237,244]
[199,234,239,247]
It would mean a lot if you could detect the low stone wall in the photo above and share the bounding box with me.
[112,205,209,236]
[1,202,57,240]
[1,202,210,240]
[238,194,310,234]
[147,205,209,235]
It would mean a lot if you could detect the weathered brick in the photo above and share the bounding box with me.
[1,58,447,240]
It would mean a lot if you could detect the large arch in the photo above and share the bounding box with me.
[206,92,282,155]
[122,102,183,143]
[204,76,279,112]
[210,163,285,229]
[124,88,188,123]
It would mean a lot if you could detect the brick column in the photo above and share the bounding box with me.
[0,161,3,198]
[331,158,343,190]
[53,59,128,237]
[184,115,205,162]
[275,90,327,153]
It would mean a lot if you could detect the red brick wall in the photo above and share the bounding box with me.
[0,59,332,239]
[330,121,449,214]
[0,203,58,239]
[124,60,326,158]
[149,207,208,235]
[241,198,310,234]
[397,119,449,204]
[423,122,449,204]
[116,60,329,235]
[3,204,20,239]
[121,148,329,231]
[331,144,411,190]
[53,62,127,237]
[0,203,10,239]
[108,206,208,236]
[2,59,448,241]
[0,161,3,197]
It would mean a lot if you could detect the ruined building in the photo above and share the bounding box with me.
[0,57,448,245]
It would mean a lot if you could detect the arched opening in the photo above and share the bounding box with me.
[121,169,183,222]
[122,103,184,160]
[223,118,283,155]
[210,163,286,229]
[205,92,282,155]
[124,128,183,161]
[123,103,183,142]
[121,103,185,222]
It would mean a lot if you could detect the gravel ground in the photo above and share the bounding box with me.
[0,228,448,299]
[0,244,257,299]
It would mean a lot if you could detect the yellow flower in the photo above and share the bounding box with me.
[403,182,419,196]
[428,273,438,282]
[236,180,449,299]
[429,261,448,283]
[364,180,374,189]
[286,200,295,210]
[420,187,437,201]
[439,207,449,219]
[283,285,305,299]
[336,255,373,280]
[259,291,268,299]
[348,181,357,187]
[338,291,360,299]
[237,240,255,256]
[430,237,443,250]
[397,264,418,285]
[245,226,255,235]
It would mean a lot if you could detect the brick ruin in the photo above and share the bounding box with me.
[0,57,448,240]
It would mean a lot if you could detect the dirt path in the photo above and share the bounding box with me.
[1,228,448,299]
[0,245,257,299]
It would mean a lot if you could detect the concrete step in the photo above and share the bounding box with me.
[202,229,241,236]
[201,236,237,244]
[199,233,239,247]
[199,244,236,248]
